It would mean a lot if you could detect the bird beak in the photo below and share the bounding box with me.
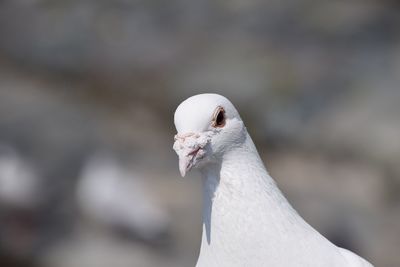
[178,147,200,177]
[179,157,189,177]
[173,133,208,177]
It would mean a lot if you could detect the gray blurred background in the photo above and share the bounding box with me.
[0,1,399,266]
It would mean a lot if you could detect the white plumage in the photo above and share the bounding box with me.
[173,94,373,267]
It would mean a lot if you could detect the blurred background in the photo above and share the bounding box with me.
[0,0,399,266]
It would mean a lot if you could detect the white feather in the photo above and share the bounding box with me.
[173,94,374,267]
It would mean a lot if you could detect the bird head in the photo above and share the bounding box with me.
[173,94,246,177]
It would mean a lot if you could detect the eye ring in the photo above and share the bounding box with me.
[212,106,226,128]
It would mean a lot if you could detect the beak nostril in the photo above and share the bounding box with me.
[173,131,212,177]
[188,147,200,156]
[175,132,199,142]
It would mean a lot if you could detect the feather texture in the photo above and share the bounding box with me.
[173,94,374,267]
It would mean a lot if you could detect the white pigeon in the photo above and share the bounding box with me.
[172,94,373,267]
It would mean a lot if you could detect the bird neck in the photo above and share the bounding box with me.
[198,133,307,265]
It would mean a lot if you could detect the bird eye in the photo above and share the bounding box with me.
[212,107,226,128]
